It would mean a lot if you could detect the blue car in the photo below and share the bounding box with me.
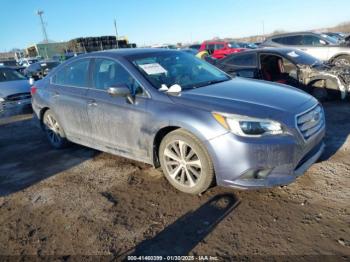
[31,49,325,194]
[0,67,32,115]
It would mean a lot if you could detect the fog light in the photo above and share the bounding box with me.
[241,168,272,180]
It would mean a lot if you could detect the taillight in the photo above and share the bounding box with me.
[31,86,37,95]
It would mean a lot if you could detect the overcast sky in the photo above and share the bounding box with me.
[1,0,350,51]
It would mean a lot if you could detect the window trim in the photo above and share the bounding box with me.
[88,56,150,98]
[258,52,299,79]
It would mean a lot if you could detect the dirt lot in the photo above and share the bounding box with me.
[0,102,349,261]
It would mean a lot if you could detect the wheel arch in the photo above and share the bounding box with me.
[39,107,50,128]
[329,53,350,64]
[152,126,181,167]
[151,120,220,167]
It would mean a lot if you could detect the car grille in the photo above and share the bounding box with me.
[5,92,31,101]
[296,105,324,140]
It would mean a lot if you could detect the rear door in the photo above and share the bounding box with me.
[85,57,150,159]
[50,58,92,141]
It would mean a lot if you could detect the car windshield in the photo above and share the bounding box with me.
[320,34,339,45]
[283,50,322,66]
[129,51,230,90]
[0,68,26,82]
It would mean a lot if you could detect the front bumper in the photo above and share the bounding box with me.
[205,127,325,190]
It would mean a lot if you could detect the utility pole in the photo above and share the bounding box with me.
[262,20,265,40]
[37,10,49,43]
[114,19,119,49]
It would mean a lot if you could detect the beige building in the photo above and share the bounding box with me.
[26,42,67,59]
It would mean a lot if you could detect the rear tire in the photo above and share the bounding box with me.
[159,129,215,195]
[43,110,69,149]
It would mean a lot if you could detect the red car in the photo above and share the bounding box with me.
[199,41,246,59]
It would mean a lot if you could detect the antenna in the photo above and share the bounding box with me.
[37,10,49,43]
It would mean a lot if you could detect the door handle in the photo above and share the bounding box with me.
[87,99,97,107]
[52,91,60,98]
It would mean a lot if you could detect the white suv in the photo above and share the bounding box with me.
[261,32,350,65]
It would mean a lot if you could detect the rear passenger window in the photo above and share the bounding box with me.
[273,35,303,45]
[224,53,257,67]
[53,59,90,87]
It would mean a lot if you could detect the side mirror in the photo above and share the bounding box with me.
[107,85,130,97]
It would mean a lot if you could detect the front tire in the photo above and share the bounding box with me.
[43,110,69,149]
[159,129,215,194]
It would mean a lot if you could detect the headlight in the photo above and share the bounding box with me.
[212,112,284,137]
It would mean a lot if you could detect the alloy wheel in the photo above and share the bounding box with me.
[163,140,202,187]
[44,114,62,145]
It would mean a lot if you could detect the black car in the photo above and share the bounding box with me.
[215,48,350,101]
[23,61,60,80]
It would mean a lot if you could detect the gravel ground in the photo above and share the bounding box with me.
[0,102,349,261]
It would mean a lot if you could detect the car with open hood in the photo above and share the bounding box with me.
[31,49,325,194]
[215,48,350,101]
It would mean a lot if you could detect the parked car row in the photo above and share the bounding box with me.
[179,32,350,102]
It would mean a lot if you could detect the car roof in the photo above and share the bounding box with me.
[76,48,183,58]
[267,31,321,39]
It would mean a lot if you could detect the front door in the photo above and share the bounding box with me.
[86,58,151,160]
[298,35,330,61]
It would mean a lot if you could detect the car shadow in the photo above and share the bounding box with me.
[318,101,350,161]
[125,193,240,257]
[0,115,97,197]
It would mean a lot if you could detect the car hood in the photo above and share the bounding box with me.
[170,78,316,119]
[0,80,31,98]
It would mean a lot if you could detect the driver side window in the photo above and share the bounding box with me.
[92,58,143,95]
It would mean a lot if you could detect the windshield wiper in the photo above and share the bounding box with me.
[191,78,230,89]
